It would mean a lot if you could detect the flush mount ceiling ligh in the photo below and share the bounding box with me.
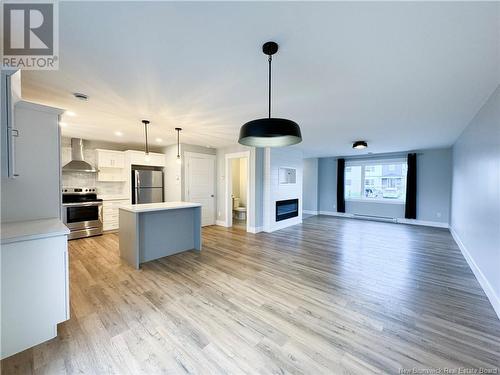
[238,41,302,147]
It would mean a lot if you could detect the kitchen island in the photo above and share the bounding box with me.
[119,202,202,269]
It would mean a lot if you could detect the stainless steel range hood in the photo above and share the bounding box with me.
[62,138,96,172]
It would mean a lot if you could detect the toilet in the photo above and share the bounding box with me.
[232,197,247,221]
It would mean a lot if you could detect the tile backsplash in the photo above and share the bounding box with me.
[61,143,127,197]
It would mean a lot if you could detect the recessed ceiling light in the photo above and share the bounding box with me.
[59,122,68,127]
[352,140,368,150]
[114,131,123,136]
[65,111,76,117]
[73,93,88,101]
[155,138,163,143]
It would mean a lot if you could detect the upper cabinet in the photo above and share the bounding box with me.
[95,149,165,182]
[96,149,125,169]
[96,149,125,182]
[125,150,165,167]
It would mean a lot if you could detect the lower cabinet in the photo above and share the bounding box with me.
[1,234,69,359]
[103,199,129,231]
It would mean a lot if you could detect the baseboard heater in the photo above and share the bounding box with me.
[352,214,397,223]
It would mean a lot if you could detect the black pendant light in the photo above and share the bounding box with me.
[141,120,150,155]
[352,140,368,150]
[238,41,302,147]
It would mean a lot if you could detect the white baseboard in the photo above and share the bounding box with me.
[319,210,354,218]
[450,227,500,320]
[217,220,263,234]
[248,226,263,234]
[319,211,448,229]
[303,210,319,215]
[396,218,449,229]
[264,218,302,233]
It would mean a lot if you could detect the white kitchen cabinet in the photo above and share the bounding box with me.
[96,149,126,182]
[1,101,63,222]
[97,169,126,182]
[103,199,129,231]
[1,219,70,359]
[126,150,165,167]
[96,149,125,168]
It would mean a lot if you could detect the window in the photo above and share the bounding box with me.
[344,159,408,202]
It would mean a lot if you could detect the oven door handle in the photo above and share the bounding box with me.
[62,202,102,207]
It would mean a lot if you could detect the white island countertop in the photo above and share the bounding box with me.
[119,201,201,213]
[1,218,70,245]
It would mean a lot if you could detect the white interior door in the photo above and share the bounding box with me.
[186,153,216,226]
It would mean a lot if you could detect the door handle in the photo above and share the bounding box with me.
[210,194,214,197]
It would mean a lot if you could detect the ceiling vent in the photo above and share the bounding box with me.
[73,92,88,101]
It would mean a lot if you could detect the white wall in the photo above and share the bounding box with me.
[451,84,500,318]
[163,144,182,201]
[416,148,452,222]
[303,158,319,213]
[263,147,303,232]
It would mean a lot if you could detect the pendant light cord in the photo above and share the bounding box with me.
[268,55,272,119]
[144,122,149,155]
[177,129,180,157]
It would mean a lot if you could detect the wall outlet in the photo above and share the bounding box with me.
[333,204,336,209]
[436,212,442,218]
[218,211,221,217]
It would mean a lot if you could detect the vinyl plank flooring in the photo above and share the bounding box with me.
[2,215,499,374]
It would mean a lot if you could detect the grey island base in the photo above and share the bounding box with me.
[119,202,202,269]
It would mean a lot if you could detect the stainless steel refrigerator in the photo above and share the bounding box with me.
[132,169,164,204]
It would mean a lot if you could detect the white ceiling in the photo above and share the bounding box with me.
[21,2,500,157]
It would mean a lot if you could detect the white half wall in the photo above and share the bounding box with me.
[451,84,500,319]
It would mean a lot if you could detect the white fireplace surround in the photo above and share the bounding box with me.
[263,148,303,233]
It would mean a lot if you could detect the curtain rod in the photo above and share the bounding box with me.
[340,151,423,161]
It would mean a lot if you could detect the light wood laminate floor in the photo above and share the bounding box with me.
[2,216,500,374]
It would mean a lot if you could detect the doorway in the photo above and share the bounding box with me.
[225,151,251,232]
[230,157,248,230]
[185,152,216,226]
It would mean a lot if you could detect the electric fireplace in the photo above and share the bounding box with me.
[276,199,299,222]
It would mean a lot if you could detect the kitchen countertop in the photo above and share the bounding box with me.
[119,201,201,213]
[1,218,70,245]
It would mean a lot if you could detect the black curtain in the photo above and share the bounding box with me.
[337,158,345,213]
[405,153,417,219]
